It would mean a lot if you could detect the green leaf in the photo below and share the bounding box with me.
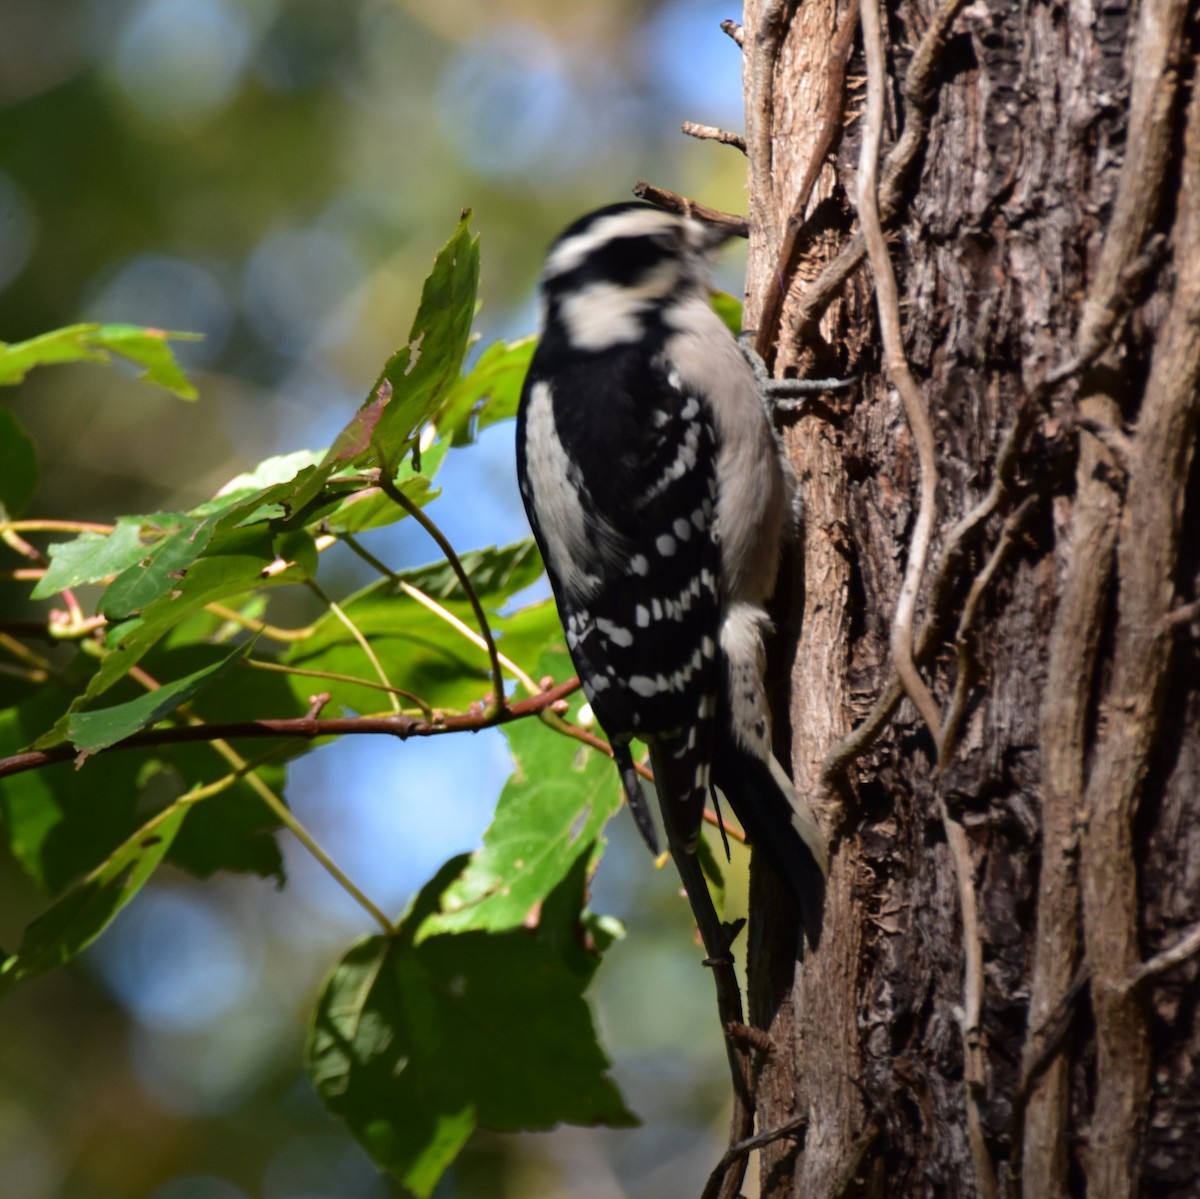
[0,804,186,993]
[0,407,38,517]
[427,652,622,934]
[710,289,743,337]
[696,826,727,917]
[91,324,202,400]
[67,640,252,755]
[305,440,449,535]
[0,325,107,381]
[0,677,160,891]
[42,525,295,737]
[401,538,543,603]
[306,856,634,1197]
[0,323,201,399]
[98,513,221,620]
[282,541,553,717]
[436,336,535,445]
[159,751,285,881]
[0,653,287,891]
[30,519,147,598]
[330,214,480,472]
[206,450,327,507]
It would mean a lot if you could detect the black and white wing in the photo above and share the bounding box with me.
[516,347,721,852]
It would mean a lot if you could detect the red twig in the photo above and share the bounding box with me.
[0,679,582,780]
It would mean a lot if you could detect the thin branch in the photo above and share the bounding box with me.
[243,656,434,720]
[1016,394,1121,1194]
[1011,966,1090,1160]
[856,0,942,747]
[375,470,507,711]
[1079,43,1200,1198]
[681,121,747,153]
[939,792,998,1199]
[0,630,53,674]
[631,181,749,238]
[1128,921,1200,989]
[308,581,403,714]
[1,525,87,627]
[0,678,583,780]
[399,578,539,697]
[671,836,755,1199]
[342,530,533,702]
[1166,597,1200,629]
[744,0,796,251]
[703,1114,808,1194]
[0,519,115,535]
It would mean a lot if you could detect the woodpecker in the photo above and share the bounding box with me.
[515,202,827,948]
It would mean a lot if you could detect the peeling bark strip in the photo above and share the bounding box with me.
[728,0,1200,1194]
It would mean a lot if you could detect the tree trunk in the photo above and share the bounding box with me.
[737,0,1200,1195]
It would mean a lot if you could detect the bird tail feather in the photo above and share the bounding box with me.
[712,735,828,951]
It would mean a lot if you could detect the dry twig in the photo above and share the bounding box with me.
[681,121,747,152]
[632,180,749,238]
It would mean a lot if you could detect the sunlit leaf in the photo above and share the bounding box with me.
[31,519,146,598]
[306,856,634,1197]
[37,526,297,742]
[91,324,202,399]
[427,646,621,934]
[0,323,201,399]
[436,335,535,445]
[333,213,480,472]
[98,513,218,619]
[207,450,327,507]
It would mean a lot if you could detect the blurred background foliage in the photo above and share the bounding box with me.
[0,2,757,1198]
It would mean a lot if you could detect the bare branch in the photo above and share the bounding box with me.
[0,678,583,781]
[1128,921,1200,989]
[703,1114,808,1196]
[1166,597,1200,630]
[681,121,747,152]
[631,181,748,237]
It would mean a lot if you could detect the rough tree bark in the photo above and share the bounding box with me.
[727,0,1200,1196]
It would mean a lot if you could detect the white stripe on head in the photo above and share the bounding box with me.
[543,207,682,279]
[557,259,680,350]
